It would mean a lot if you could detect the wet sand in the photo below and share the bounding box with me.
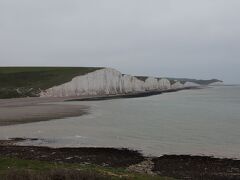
[0,97,89,126]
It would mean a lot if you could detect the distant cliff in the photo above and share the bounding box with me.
[0,67,223,99]
[40,68,173,97]
[40,68,221,97]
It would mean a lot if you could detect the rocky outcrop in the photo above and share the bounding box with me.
[40,68,181,97]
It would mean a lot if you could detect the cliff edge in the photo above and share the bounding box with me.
[0,67,223,98]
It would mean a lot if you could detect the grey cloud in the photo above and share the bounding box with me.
[0,0,240,83]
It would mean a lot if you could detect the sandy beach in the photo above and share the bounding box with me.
[0,88,194,126]
[0,97,89,126]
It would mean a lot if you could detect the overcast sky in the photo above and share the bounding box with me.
[0,0,240,83]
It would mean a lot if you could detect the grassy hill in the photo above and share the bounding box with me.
[0,67,102,98]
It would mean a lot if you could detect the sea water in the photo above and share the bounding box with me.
[0,86,240,158]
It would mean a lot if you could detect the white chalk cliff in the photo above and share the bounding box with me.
[209,81,224,86]
[184,82,201,87]
[171,81,184,89]
[40,68,187,97]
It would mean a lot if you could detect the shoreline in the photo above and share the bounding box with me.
[0,97,89,126]
[0,139,240,179]
[1,86,240,179]
[66,87,200,101]
[0,87,200,126]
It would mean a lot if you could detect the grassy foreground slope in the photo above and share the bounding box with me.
[0,67,102,98]
[0,157,172,180]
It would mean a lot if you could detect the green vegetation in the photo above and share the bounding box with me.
[0,157,174,180]
[0,67,102,98]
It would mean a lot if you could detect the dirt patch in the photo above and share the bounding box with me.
[127,157,155,175]
[153,155,240,180]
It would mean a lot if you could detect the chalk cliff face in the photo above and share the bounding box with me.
[144,77,159,90]
[184,82,201,87]
[171,81,184,89]
[40,68,185,97]
[209,82,224,86]
[158,79,171,90]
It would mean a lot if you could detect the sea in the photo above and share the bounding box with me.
[0,86,240,158]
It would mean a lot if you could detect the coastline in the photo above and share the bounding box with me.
[0,87,199,126]
[1,86,240,179]
[66,86,201,102]
[0,97,89,126]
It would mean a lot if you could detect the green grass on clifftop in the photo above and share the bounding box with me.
[0,67,102,98]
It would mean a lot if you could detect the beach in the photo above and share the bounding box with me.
[0,97,89,126]
[1,86,240,179]
[0,87,192,126]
